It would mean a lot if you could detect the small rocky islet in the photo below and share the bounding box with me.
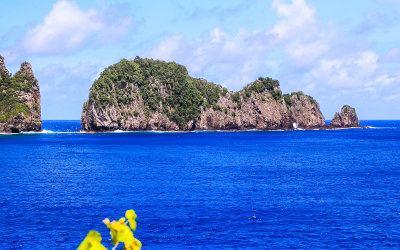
[0,55,360,133]
[0,55,41,133]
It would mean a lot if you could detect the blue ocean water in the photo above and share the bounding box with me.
[1,120,400,249]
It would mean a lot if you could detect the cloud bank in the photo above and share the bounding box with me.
[144,0,400,118]
[2,0,399,119]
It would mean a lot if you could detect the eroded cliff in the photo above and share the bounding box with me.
[0,55,41,133]
[81,57,356,131]
[329,105,360,128]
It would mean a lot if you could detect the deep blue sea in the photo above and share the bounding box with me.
[1,120,400,249]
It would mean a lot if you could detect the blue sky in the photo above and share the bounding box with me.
[1,0,399,120]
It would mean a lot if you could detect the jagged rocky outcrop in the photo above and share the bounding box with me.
[0,56,9,80]
[329,105,360,128]
[81,57,358,131]
[0,55,41,133]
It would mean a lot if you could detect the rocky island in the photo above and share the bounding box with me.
[329,105,360,128]
[81,57,360,132]
[0,55,41,133]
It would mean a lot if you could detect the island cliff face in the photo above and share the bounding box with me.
[81,57,358,131]
[0,55,41,133]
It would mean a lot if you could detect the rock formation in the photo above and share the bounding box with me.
[329,105,360,128]
[0,55,42,133]
[0,56,9,80]
[81,57,358,131]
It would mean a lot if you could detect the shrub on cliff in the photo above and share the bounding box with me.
[283,91,319,107]
[283,94,292,108]
[0,63,36,122]
[244,77,282,101]
[342,105,356,113]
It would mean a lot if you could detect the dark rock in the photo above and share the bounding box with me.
[20,62,34,77]
[329,105,360,128]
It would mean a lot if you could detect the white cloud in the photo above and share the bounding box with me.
[270,0,317,40]
[366,74,396,88]
[20,0,132,54]
[270,1,339,69]
[147,34,189,62]
[22,0,102,54]
[311,51,379,89]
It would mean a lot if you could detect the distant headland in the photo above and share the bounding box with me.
[81,57,361,132]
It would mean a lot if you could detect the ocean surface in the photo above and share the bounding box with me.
[1,120,400,249]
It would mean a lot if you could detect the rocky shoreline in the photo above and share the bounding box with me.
[75,126,367,134]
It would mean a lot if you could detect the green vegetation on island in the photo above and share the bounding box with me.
[243,77,282,101]
[283,91,318,109]
[87,57,229,128]
[84,57,325,130]
[341,104,356,113]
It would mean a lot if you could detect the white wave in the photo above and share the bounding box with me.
[21,129,55,134]
[112,130,164,133]
[367,126,397,129]
[110,130,181,133]
[41,129,56,133]
[76,130,89,133]
[192,129,288,133]
[20,129,74,134]
[113,129,126,133]
[4,126,388,135]
[151,130,180,133]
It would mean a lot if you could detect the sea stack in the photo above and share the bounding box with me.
[0,55,42,133]
[81,57,359,132]
[329,105,360,128]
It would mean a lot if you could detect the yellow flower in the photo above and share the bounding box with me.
[124,237,142,250]
[125,210,137,231]
[103,217,134,246]
[77,230,107,250]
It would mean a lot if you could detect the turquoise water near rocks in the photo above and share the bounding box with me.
[1,120,400,248]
